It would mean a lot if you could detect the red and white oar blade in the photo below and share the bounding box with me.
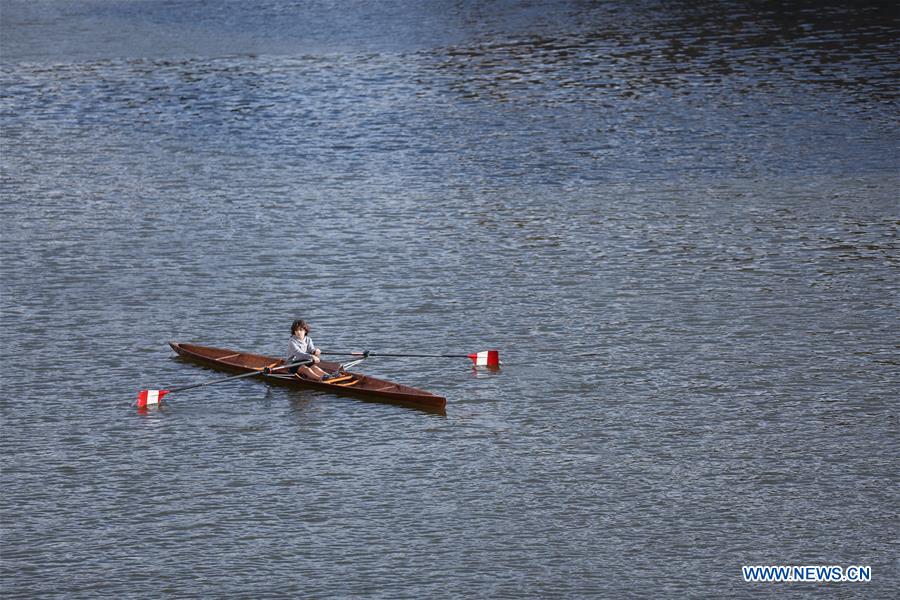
[467,350,501,369]
[137,389,169,409]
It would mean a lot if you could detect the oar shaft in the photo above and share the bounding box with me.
[321,349,500,368]
[376,353,468,358]
[167,369,264,393]
[323,351,467,358]
[166,359,312,394]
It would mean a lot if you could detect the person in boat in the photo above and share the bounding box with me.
[287,319,331,380]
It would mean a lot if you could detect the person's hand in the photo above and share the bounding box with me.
[314,348,322,357]
[312,355,321,364]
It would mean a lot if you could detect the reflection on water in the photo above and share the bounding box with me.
[436,5,899,105]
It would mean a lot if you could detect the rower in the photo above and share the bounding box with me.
[287,319,336,381]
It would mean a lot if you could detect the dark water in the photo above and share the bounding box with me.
[1,1,898,597]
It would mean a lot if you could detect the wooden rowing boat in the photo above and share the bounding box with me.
[169,342,447,412]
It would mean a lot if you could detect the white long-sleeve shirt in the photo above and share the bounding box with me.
[287,335,318,362]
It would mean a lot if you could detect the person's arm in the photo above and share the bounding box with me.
[307,337,322,358]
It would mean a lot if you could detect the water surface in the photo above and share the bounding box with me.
[1,1,898,597]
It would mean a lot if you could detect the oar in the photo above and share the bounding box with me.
[321,349,500,368]
[136,359,313,409]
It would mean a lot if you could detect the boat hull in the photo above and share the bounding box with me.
[168,342,447,412]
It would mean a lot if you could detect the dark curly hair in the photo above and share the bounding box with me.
[291,319,310,335]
